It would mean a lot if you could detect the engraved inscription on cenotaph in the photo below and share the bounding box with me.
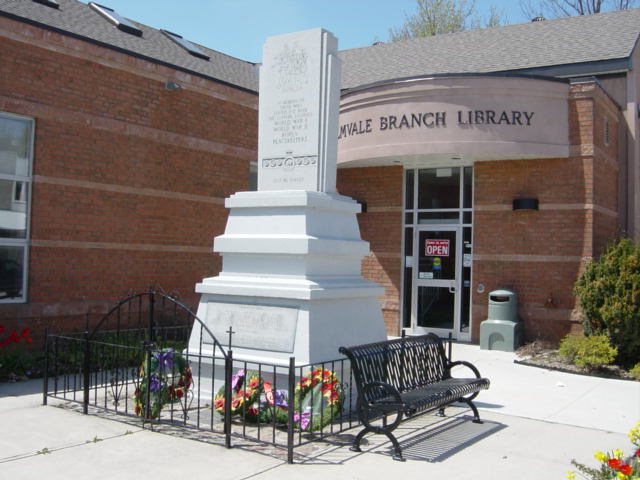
[258,29,340,192]
[205,303,298,353]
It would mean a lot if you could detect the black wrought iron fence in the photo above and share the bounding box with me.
[219,353,358,462]
[42,289,359,463]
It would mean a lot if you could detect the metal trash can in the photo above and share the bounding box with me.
[480,289,522,352]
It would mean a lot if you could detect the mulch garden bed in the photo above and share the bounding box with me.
[514,340,638,381]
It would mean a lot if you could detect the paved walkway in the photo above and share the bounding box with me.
[1,344,638,480]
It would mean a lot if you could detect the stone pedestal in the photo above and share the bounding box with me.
[189,29,386,399]
[190,190,386,367]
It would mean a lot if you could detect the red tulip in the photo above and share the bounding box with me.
[619,464,632,476]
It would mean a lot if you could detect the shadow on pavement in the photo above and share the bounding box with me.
[0,378,42,398]
[393,415,506,462]
[473,401,504,409]
[299,411,506,465]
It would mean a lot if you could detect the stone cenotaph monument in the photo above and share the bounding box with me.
[190,28,386,370]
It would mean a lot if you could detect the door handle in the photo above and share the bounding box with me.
[449,285,456,293]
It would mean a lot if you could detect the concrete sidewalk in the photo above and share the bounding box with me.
[1,344,638,480]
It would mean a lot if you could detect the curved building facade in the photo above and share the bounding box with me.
[336,74,625,342]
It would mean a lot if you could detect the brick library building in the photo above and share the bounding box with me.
[1,0,639,346]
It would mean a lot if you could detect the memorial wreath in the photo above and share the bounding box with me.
[214,369,263,422]
[214,367,343,431]
[134,348,192,420]
[292,367,342,431]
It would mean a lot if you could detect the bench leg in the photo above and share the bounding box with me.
[462,398,483,424]
[385,431,405,462]
[351,425,405,461]
[350,426,370,453]
[352,416,406,461]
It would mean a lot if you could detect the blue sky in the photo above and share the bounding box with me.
[80,1,530,63]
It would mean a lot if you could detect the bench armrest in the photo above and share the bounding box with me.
[361,381,404,412]
[447,360,481,379]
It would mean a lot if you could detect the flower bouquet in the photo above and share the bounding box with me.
[213,369,263,422]
[292,368,343,432]
[213,367,343,431]
[261,380,289,424]
[134,348,192,420]
[568,421,640,480]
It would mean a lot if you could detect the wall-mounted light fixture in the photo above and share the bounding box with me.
[165,81,182,91]
[512,198,539,211]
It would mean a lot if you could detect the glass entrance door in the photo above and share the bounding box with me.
[412,227,460,336]
[402,166,473,341]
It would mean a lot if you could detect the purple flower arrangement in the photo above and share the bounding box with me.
[134,348,192,420]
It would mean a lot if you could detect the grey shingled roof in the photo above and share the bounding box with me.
[1,1,639,93]
[0,0,259,92]
[339,8,640,90]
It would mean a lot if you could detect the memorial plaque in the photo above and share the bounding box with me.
[258,28,340,193]
[205,302,298,352]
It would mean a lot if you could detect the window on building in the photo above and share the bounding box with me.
[0,113,33,303]
[89,3,143,37]
[161,30,210,60]
[32,0,60,8]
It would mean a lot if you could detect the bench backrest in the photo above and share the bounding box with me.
[340,334,448,402]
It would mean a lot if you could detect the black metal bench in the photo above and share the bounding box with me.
[339,333,490,461]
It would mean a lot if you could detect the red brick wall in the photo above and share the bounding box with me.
[337,166,404,335]
[472,81,620,344]
[592,85,621,254]
[0,18,257,340]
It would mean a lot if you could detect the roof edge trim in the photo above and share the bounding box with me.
[501,57,632,79]
[341,72,569,95]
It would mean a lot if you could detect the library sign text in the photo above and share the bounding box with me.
[338,109,535,140]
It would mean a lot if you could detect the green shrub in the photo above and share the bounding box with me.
[630,363,640,380]
[573,238,640,367]
[558,334,617,370]
[0,347,45,378]
[558,335,581,363]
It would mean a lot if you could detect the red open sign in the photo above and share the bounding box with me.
[425,239,450,257]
